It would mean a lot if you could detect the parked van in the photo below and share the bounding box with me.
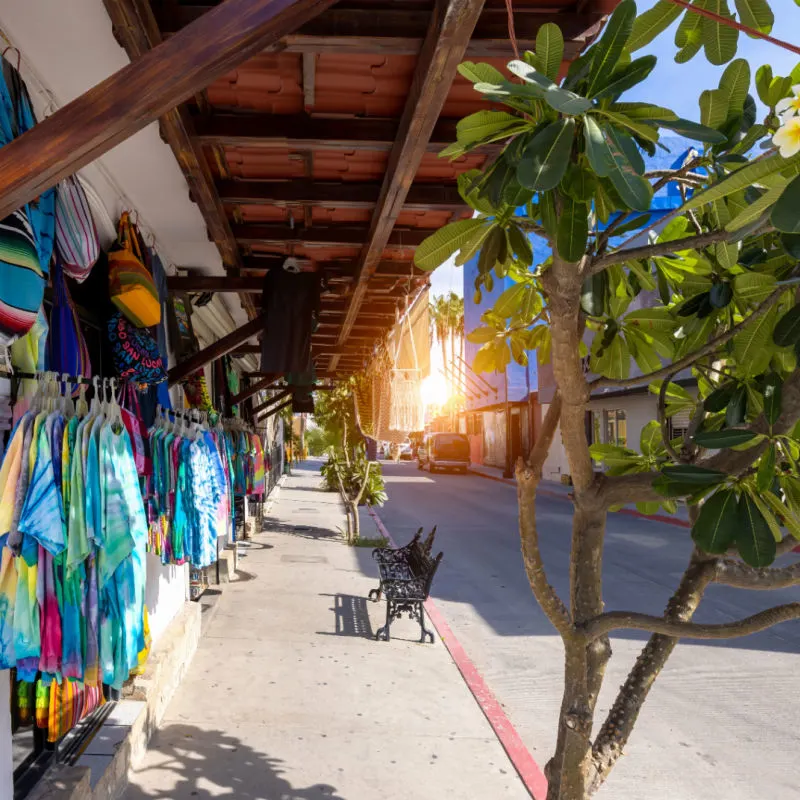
[417,432,470,473]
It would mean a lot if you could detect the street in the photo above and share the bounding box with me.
[368,461,800,800]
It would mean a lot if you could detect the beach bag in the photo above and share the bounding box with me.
[0,59,53,345]
[107,311,167,386]
[54,175,99,282]
[48,260,92,382]
[108,212,161,327]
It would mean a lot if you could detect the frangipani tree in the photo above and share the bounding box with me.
[414,2,800,798]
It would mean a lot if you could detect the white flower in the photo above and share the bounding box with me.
[776,84,800,120]
[773,116,800,159]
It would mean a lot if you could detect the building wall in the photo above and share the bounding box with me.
[0,671,11,800]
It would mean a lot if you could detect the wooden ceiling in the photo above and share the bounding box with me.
[106,0,613,378]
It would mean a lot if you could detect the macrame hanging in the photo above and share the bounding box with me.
[389,306,424,433]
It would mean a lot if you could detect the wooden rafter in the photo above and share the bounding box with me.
[168,313,265,386]
[103,0,241,268]
[230,375,278,406]
[0,0,338,219]
[330,0,486,369]
[217,179,463,210]
[193,114,458,152]
[155,6,600,58]
[232,223,432,248]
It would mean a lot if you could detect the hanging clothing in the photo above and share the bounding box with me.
[259,269,321,374]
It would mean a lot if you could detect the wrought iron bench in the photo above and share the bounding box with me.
[368,528,442,643]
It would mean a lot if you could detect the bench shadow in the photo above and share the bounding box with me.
[263,519,344,541]
[317,593,375,640]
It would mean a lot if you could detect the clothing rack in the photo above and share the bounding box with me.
[12,370,93,385]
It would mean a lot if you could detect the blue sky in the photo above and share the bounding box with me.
[429,0,800,299]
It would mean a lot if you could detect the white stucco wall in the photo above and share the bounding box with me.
[0,670,11,799]
[146,558,190,646]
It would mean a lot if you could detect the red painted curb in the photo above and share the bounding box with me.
[467,468,692,529]
[368,507,548,800]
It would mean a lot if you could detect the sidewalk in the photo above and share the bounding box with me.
[124,463,531,800]
[468,462,691,526]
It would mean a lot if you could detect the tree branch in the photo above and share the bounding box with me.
[516,394,573,638]
[644,169,706,184]
[582,603,800,641]
[590,229,736,275]
[713,558,800,590]
[590,288,782,391]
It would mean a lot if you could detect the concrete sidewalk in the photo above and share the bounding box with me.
[124,463,530,800]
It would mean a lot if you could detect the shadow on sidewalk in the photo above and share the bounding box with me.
[125,723,345,800]
[317,593,374,640]
[263,519,344,541]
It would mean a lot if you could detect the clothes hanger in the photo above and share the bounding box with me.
[89,376,101,418]
[76,380,89,419]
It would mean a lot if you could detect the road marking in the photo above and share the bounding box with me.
[368,506,548,800]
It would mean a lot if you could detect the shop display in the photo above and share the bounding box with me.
[54,175,100,283]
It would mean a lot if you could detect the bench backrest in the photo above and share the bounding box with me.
[407,542,443,598]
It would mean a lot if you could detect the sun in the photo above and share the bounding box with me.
[422,372,451,409]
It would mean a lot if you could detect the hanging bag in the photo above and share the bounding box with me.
[107,311,167,386]
[0,58,54,345]
[48,259,92,382]
[54,175,100,283]
[108,212,161,327]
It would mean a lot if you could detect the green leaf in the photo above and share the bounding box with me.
[662,464,728,484]
[494,282,529,318]
[561,163,597,202]
[456,110,529,145]
[472,342,496,374]
[584,115,615,178]
[591,56,657,102]
[732,272,776,304]
[761,489,800,540]
[692,489,738,554]
[593,108,660,143]
[755,65,774,106]
[726,183,785,232]
[734,0,774,35]
[536,22,564,82]
[762,372,783,425]
[773,305,800,347]
[506,224,533,267]
[675,3,704,48]
[654,117,727,143]
[771,174,800,234]
[733,306,776,376]
[517,118,576,191]
[414,218,487,271]
[693,428,758,448]
[581,271,609,317]
[540,191,558,239]
[589,443,641,465]
[683,152,800,212]
[605,128,653,211]
[458,62,506,85]
[591,332,630,380]
[611,102,678,121]
[466,326,497,344]
[704,382,736,412]
[756,442,777,492]
[699,88,729,130]
[640,419,665,457]
[626,327,665,373]
[737,491,777,566]
[587,0,636,97]
[718,58,751,114]
[506,62,592,115]
[454,221,493,267]
[726,384,747,426]
[629,1,683,51]
[702,1,739,65]
[557,198,589,262]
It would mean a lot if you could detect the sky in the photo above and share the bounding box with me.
[427,0,800,302]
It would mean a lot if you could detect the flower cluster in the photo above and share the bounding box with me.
[773,85,800,158]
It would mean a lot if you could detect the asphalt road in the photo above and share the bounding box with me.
[364,461,800,800]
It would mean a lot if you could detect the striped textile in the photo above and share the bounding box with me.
[54,176,99,283]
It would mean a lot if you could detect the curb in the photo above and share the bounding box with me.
[467,467,691,529]
[367,507,547,800]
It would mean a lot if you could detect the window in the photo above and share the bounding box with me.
[604,410,627,447]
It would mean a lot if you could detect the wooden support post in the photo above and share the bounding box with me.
[168,314,265,386]
[230,375,280,406]
[0,0,338,219]
[330,0,485,369]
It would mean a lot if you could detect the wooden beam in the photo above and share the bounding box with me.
[0,0,338,220]
[231,343,262,355]
[257,397,293,421]
[103,0,242,268]
[230,375,278,406]
[155,6,600,57]
[302,52,316,109]
[241,256,422,277]
[252,387,291,414]
[233,223,432,248]
[217,179,463,209]
[168,313,265,386]
[331,0,485,369]
[169,275,263,293]
[193,114,458,152]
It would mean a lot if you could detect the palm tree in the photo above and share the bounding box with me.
[447,292,464,394]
